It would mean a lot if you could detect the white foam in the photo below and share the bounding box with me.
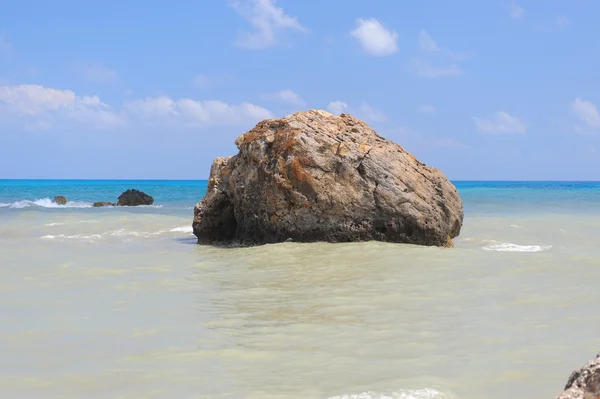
[41,234,103,242]
[482,242,551,252]
[0,202,10,208]
[329,389,452,399]
[169,225,193,233]
[509,224,520,228]
[8,198,93,209]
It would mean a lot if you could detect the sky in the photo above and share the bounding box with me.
[1,0,599,180]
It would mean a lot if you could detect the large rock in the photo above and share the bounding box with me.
[193,110,463,247]
[117,189,154,206]
[53,196,67,205]
[557,353,600,399]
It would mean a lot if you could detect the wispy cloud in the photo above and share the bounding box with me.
[418,104,436,114]
[510,1,525,20]
[0,35,13,58]
[327,100,348,115]
[411,58,462,78]
[326,100,385,123]
[411,30,470,78]
[262,89,306,106]
[571,98,600,133]
[231,0,308,49]
[557,16,568,29]
[192,73,235,89]
[473,111,526,134]
[74,62,118,84]
[350,18,398,57]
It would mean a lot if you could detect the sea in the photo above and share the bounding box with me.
[1,179,599,399]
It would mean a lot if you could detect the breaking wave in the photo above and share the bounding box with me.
[40,225,194,242]
[0,198,163,209]
[482,241,551,252]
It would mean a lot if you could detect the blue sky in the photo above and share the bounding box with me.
[1,0,599,180]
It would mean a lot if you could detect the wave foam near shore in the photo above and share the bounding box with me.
[329,389,452,399]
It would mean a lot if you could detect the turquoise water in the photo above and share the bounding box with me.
[1,179,599,398]
[2,179,600,215]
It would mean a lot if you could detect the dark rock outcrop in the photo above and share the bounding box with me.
[93,201,114,207]
[53,196,67,205]
[117,190,154,206]
[193,110,463,247]
[557,353,600,399]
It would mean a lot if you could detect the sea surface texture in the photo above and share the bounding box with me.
[1,180,599,399]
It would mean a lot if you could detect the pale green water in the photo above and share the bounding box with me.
[1,181,600,398]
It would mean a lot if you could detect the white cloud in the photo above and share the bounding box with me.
[418,104,436,114]
[571,98,600,133]
[358,102,386,122]
[327,100,348,114]
[411,58,462,78]
[510,1,525,20]
[75,63,118,84]
[350,18,398,57]
[0,84,273,131]
[125,97,273,128]
[232,0,308,49]
[472,111,526,134]
[0,84,122,130]
[262,89,306,106]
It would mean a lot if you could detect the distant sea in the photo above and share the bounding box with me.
[1,179,599,399]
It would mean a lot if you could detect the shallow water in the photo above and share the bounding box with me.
[1,180,599,398]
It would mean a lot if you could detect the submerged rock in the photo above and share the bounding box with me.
[53,196,67,205]
[93,201,114,207]
[117,189,154,206]
[193,110,463,247]
[557,353,600,399]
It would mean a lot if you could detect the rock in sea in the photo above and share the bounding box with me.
[116,190,154,206]
[53,196,67,205]
[93,201,114,207]
[556,353,600,399]
[193,110,463,247]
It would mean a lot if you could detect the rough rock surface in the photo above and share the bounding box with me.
[193,110,463,247]
[53,196,67,205]
[557,353,600,399]
[93,201,115,207]
[117,190,154,206]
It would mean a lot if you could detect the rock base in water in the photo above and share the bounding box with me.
[53,196,67,205]
[93,201,115,207]
[193,110,463,247]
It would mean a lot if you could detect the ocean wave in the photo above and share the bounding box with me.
[328,389,452,399]
[40,225,194,242]
[7,198,93,209]
[169,225,193,233]
[482,242,551,252]
[0,202,10,208]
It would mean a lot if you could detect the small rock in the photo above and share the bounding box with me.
[117,189,154,206]
[93,201,114,207]
[53,196,67,205]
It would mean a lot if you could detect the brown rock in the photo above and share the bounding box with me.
[93,201,114,207]
[193,110,463,247]
[53,196,67,205]
[557,354,600,399]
